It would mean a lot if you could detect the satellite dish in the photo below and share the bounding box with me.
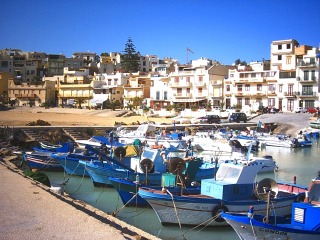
[255,178,279,201]
[139,158,154,173]
[169,157,186,175]
[114,146,126,158]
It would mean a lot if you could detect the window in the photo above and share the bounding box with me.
[278,55,282,60]
[186,77,190,83]
[237,84,243,92]
[198,76,203,82]
[1,61,8,67]
[164,91,167,100]
[257,84,262,91]
[245,84,250,91]
[304,71,309,81]
[288,84,294,95]
[302,86,313,95]
[174,77,179,83]
[268,84,276,92]
[286,57,291,64]
[278,45,282,50]
[177,88,182,94]
[279,85,283,93]
[286,44,291,49]
[245,98,250,105]
[226,85,230,91]
[186,88,190,93]
[268,98,275,107]
[237,98,242,107]
[311,70,315,80]
[156,91,160,100]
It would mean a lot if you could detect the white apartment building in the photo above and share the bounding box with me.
[225,39,320,112]
[168,64,210,108]
[149,76,170,109]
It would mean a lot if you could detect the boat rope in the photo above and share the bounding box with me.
[172,214,220,239]
[249,217,258,240]
[93,184,109,202]
[112,181,141,216]
[166,189,186,240]
[67,168,87,194]
[62,161,83,185]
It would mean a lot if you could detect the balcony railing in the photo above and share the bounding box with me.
[173,93,192,98]
[284,92,295,97]
[297,61,317,68]
[123,94,144,99]
[58,93,92,98]
[294,91,317,97]
[168,82,192,87]
[15,93,37,98]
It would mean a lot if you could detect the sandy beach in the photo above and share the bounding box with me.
[0,106,173,127]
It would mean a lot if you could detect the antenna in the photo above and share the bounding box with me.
[186,47,194,64]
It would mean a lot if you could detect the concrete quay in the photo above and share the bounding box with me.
[0,158,159,240]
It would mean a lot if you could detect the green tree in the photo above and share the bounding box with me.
[235,59,247,66]
[121,37,140,73]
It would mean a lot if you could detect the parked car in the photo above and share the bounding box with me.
[190,116,205,124]
[229,112,247,123]
[295,107,307,113]
[200,115,221,124]
[307,107,318,114]
[211,106,221,111]
[171,116,191,124]
[270,107,280,114]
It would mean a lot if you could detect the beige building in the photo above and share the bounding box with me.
[123,76,152,108]
[8,78,55,106]
[0,72,13,103]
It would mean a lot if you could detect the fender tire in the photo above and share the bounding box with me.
[296,194,305,202]
[212,205,229,223]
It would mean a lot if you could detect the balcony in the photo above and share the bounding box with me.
[168,82,192,88]
[267,91,277,96]
[58,93,92,98]
[297,61,317,68]
[295,91,317,98]
[123,94,144,99]
[15,93,37,98]
[123,84,144,89]
[173,93,192,98]
[299,77,317,83]
[284,92,296,97]
[194,82,206,87]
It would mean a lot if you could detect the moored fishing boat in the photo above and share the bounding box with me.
[23,151,63,171]
[81,145,215,187]
[222,178,320,240]
[138,160,307,226]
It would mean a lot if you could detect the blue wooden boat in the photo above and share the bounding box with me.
[36,141,75,153]
[50,143,139,177]
[23,151,64,171]
[138,160,308,226]
[109,177,201,207]
[222,179,320,240]
[50,152,98,176]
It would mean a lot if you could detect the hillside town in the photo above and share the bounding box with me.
[0,39,319,116]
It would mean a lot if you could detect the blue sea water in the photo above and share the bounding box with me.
[44,138,320,240]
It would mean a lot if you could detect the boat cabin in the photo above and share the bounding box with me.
[200,161,264,200]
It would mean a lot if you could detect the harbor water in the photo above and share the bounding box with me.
[44,138,320,240]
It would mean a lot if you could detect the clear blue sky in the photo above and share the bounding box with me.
[1,0,319,65]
